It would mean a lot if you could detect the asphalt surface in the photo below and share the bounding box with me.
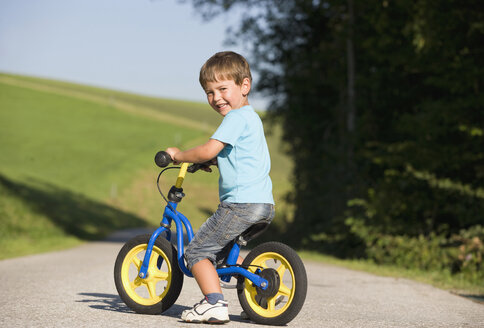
[0,229,482,328]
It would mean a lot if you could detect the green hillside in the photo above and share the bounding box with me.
[0,73,222,131]
[0,73,292,259]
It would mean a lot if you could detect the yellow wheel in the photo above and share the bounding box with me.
[114,234,183,314]
[237,242,307,325]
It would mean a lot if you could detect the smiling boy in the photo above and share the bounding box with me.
[165,51,275,323]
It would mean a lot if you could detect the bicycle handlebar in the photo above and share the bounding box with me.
[154,151,213,173]
[155,151,172,168]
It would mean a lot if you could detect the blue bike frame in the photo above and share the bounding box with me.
[137,193,268,290]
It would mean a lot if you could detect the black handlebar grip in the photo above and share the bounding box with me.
[154,151,173,168]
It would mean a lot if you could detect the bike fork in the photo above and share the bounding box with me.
[138,226,168,279]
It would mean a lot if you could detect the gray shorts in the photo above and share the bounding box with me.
[184,202,275,270]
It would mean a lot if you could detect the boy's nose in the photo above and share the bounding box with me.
[213,91,222,101]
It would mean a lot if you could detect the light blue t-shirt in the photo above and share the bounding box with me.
[211,105,274,204]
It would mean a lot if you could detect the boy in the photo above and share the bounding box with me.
[165,51,275,324]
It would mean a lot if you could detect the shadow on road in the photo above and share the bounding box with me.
[455,293,484,305]
[76,292,191,318]
[77,292,253,323]
[77,293,132,313]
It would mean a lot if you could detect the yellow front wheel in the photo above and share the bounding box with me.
[114,234,183,314]
[237,242,307,325]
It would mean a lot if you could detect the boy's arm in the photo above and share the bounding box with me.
[166,139,225,163]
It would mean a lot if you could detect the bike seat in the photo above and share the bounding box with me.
[236,222,270,246]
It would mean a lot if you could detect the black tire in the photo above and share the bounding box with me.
[114,234,183,314]
[237,241,307,326]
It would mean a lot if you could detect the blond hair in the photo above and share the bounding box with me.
[199,51,252,90]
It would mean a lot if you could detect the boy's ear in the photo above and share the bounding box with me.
[242,77,251,96]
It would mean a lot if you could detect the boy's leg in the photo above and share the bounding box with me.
[191,257,243,294]
[191,258,222,295]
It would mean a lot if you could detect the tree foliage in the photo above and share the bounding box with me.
[189,0,484,262]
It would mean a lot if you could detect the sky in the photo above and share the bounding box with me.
[0,0,268,109]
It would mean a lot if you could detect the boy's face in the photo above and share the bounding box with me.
[204,78,250,116]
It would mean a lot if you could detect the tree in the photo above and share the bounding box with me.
[189,0,484,257]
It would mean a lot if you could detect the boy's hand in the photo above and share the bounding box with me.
[199,158,218,172]
[200,166,212,173]
[166,147,181,164]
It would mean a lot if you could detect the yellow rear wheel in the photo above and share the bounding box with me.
[238,242,307,325]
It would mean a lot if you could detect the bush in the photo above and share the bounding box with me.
[345,216,484,281]
[450,225,483,279]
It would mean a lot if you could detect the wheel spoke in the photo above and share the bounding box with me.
[276,262,288,280]
[131,256,142,270]
[149,254,170,281]
[153,270,169,281]
[278,282,292,296]
[146,281,157,300]
[130,276,142,291]
[267,297,276,311]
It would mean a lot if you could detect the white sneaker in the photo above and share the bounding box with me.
[181,299,230,324]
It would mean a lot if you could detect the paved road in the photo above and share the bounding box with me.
[1,229,482,328]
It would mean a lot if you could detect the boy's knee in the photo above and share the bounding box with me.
[184,245,196,270]
[185,245,212,271]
